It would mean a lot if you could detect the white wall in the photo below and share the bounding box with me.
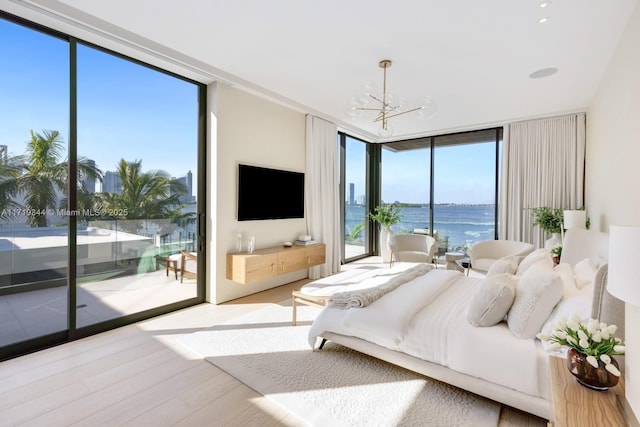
[586,1,640,418]
[210,83,308,304]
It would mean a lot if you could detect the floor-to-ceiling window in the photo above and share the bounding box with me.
[432,130,500,253]
[381,140,431,235]
[0,13,205,359]
[0,18,70,346]
[341,129,501,260]
[340,133,371,261]
[74,43,200,327]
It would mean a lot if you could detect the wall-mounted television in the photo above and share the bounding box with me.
[237,164,305,221]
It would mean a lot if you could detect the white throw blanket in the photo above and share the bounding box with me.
[328,263,432,308]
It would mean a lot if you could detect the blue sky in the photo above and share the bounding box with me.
[0,18,199,192]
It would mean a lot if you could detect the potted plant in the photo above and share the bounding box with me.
[550,244,562,265]
[537,315,625,390]
[369,203,402,263]
[530,207,563,248]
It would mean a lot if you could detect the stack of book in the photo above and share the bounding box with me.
[294,239,317,246]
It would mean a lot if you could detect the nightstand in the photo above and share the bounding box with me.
[549,355,627,426]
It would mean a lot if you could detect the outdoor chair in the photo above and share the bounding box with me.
[165,253,181,280]
[180,249,197,283]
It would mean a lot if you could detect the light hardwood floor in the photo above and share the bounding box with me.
[0,280,546,426]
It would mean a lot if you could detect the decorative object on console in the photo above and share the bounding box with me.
[248,236,255,254]
[344,59,436,138]
[294,239,318,246]
[368,203,402,263]
[608,225,640,307]
[236,233,243,253]
[537,315,625,390]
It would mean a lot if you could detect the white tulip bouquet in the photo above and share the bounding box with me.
[537,314,625,377]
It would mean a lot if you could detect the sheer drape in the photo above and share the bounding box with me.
[305,115,340,278]
[500,113,586,248]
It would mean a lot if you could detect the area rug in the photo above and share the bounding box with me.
[179,301,500,427]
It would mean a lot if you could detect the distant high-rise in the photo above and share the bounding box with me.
[186,170,192,197]
[174,170,194,202]
[103,171,122,194]
[0,145,7,162]
[82,159,96,193]
[349,183,355,205]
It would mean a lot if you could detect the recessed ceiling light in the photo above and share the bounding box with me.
[539,1,552,8]
[538,16,550,24]
[529,67,559,79]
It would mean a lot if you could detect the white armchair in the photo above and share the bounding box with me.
[468,240,535,272]
[388,234,438,266]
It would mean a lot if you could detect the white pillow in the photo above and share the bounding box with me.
[516,248,551,276]
[554,262,579,297]
[507,267,563,339]
[467,273,517,327]
[486,256,520,278]
[573,258,597,290]
[538,293,593,354]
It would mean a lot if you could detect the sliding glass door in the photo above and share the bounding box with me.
[0,12,204,359]
[74,43,200,327]
[0,17,71,348]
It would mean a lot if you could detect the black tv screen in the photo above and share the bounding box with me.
[237,164,305,221]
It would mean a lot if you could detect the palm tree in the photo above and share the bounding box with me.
[96,158,188,232]
[16,129,102,227]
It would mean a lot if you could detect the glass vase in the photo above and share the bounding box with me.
[566,348,619,391]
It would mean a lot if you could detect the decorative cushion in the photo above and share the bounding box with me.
[486,256,520,278]
[573,258,597,289]
[467,273,518,327]
[507,266,563,339]
[554,262,579,297]
[516,248,551,276]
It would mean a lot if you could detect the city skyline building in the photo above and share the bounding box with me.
[348,182,355,205]
[102,170,122,195]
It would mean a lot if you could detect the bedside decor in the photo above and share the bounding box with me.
[550,244,562,265]
[368,203,401,263]
[537,315,625,391]
[530,206,563,248]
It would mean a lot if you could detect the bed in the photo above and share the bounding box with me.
[307,229,622,421]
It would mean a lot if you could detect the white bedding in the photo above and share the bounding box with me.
[309,269,554,400]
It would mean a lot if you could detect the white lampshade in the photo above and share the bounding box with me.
[563,210,586,230]
[608,225,640,307]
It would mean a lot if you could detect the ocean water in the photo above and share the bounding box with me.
[345,204,496,252]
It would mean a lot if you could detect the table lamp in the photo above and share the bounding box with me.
[563,210,587,230]
[608,225,640,427]
[608,225,640,307]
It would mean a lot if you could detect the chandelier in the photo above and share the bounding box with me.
[345,60,436,138]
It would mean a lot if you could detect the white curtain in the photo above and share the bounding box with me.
[305,115,340,279]
[500,113,586,248]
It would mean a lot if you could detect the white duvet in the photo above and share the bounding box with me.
[308,269,552,400]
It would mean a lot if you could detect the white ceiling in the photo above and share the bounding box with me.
[3,0,638,141]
